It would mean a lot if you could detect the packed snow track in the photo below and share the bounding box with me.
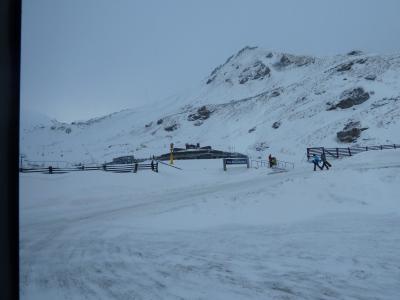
[20,151,400,299]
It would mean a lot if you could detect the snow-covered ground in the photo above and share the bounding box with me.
[20,150,400,299]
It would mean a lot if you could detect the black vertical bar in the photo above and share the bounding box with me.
[336,148,339,158]
[348,148,352,156]
[0,0,21,299]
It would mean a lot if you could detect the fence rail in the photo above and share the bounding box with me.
[20,162,158,174]
[251,159,294,170]
[307,144,400,160]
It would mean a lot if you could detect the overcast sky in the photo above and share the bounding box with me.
[21,0,400,123]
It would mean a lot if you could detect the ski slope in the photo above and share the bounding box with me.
[20,150,400,299]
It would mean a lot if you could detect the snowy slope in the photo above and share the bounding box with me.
[20,150,400,299]
[20,47,400,163]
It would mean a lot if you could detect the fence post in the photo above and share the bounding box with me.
[49,166,53,174]
[102,164,106,171]
[348,147,352,156]
[366,146,368,151]
[306,148,310,160]
[336,148,339,158]
[394,144,396,149]
[223,159,227,171]
[134,163,138,173]
[380,145,383,150]
[155,162,158,173]
[246,158,250,168]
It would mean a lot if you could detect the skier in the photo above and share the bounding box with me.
[321,152,332,170]
[312,154,322,171]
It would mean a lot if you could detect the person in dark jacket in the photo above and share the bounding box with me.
[312,154,322,171]
[321,152,332,170]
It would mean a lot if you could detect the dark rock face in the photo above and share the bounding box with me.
[279,55,292,67]
[239,61,271,84]
[328,87,370,110]
[336,61,354,72]
[343,121,360,131]
[206,78,214,84]
[355,58,367,64]
[272,121,281,129]
[365,74,376,81]
[347,50,363,56]
[336,121,368,143]
[274,54,315,69]
[335,58,367,72]
[248,127,256,133]
[337,128,362,142]
[271,90,280,97]
[164,123,179,132]
[187,106,213,121]
[157,119,163,125]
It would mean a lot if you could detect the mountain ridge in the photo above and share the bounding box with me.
[20,47,400,164]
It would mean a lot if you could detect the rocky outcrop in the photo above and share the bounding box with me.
[365,74,376,81]
[335,58,368,72]
[254,142,269,152]
[272,121,281,129]
[274,54,315,69]
[187,106,213,121]
[164,123,179,132]
[328,87,370,110]
[336,121,368,143]
[239,61,271,84]
[347,50,363,56]
[206,46,258,85]
[248,127,256,133]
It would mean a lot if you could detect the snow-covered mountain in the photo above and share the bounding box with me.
[20,46,400,164]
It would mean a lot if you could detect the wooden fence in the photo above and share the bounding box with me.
[20,162,158,174]
[307,144,400,160]
[251,159,294,170]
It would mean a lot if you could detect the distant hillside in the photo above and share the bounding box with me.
[20,46,400,164]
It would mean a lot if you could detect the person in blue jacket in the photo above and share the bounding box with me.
[312,154,323,171]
